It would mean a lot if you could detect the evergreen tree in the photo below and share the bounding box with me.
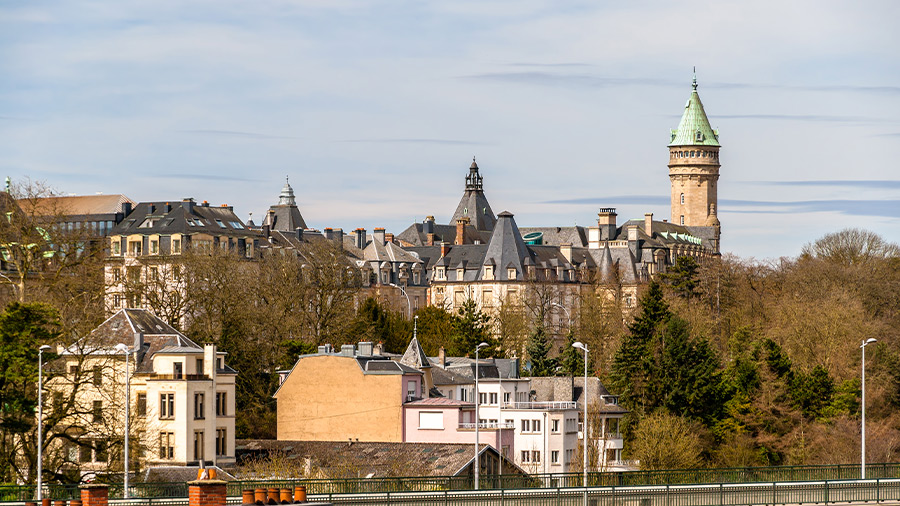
[558,330,585,377]
[654,316,723,423]
[448,299,499,357]
[526,326,556,376]
[659,255,701,298]
[609,280,671,415]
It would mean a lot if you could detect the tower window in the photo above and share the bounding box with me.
[680,215,685,226]
[680,193,685,205]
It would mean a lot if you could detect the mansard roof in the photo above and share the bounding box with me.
[110,199,258,238]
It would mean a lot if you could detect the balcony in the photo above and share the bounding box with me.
[503,401,577,410]
[458,421,515,430]
[147,373,210,381]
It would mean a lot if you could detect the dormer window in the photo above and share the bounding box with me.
[484,265,494,280]
[436,267,446,280]
[507,268,516,280]
[413,271,420,284]
[456,268,464,280]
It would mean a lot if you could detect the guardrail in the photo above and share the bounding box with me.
[3,462,899,502]
[458,422,515,430]
[503,401,578,410]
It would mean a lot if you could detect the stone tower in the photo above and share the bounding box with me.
[668,73,720,235]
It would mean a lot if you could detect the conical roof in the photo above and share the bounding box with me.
[450,159,496,231]
[279,176,297,206]
[669,74,719,147]
[401,337,430,369]
[482,211,531,281]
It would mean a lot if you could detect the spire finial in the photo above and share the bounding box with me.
[692,67,698,91]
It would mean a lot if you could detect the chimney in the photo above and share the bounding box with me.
[628,225,639,242]
[81,484,109,506]
[340,344,355,357]
[440,241,450,257]
[374,228,386,245]
[324,228,333,240]
[182,198,195,213]
[560,243,573,262]
[385,232,394,244]
[202,200,209,207]
[188,480,227,506]
[164,202,172,213]
[296,227,303,241]
[374,342,384,356]
[438,346,446,368]
[203,343,216,381]
[148,204,155,214]
[355,228,366,249]
[358,341,373,356]
[262,224,271,238]
[455,217,470,245]
[333,228,344,246]
[597,208,617,241]
[121,202,133,217]
[423,216,435,235]
[644,213,653,237]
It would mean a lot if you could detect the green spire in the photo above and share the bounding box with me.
[669,72,719,147]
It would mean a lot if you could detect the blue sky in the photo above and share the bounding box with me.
[2,0,899,259]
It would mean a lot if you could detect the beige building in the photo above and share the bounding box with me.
[50,309,236,477]
[274,342,424,442]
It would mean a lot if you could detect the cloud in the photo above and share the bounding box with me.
[338,138,491,146]
[744,180,900,189]
[178,130,296,140]
[155,173,260,183]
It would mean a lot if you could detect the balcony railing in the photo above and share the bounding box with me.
[147,373,210,381]
[458,421,515,430]
[503,401,577,410]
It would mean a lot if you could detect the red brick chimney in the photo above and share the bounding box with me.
[455,217,470,245]
[189,480,227,506]
[440,241,451,257]
[80,484,108,506]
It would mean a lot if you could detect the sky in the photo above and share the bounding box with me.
[2,0,899,260]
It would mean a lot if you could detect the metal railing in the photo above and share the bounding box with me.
[458,422,515,430]
[503,401,578,410]
[4,462,900,502]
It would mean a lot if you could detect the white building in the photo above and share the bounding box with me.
[51,309,236,477]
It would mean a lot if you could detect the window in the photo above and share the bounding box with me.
[507,268,516,279]
[194,430,205,461]
[435,267,446,280]
[482,289,493,305]
[551,450,560,464]
[521,419,530,432]
[196,358,204,375]
[680,215,685,226]
[484,266,494,280]
[160,393,175,419]
[173,239,182,254]
[113,294,122,307]
[79,444,92,463]
[680,193,685,205]
[489,393,497,405]
[137,393,147,416]
[532,451,541,463]
[150,240,158,254]
[532,419,541,433]
[216,392,227,416]
[128,240,142,256]
[53,392,63,413]
[173,362,183,379]
[566,418,577,433]
[149,267,158,281]
[159,432,174,459]
[418,411,443,429]
[69,364,79,375]
[216,219,226,229]
[521,450,530,463]
[566,449,574,464]
[95,440,108,463]
[406,380,417,401]
[194,393,205,419]
[216,428,227,456]
[112,241,121,255]
[552,419,560,433]
[92,366,102,386]
[92,400,103,422]
[113,268,121,282]
[479,392,487,405]
[173,265,181,280]
[503,392,511,405]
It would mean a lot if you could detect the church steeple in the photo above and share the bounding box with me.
[668,72,721,252]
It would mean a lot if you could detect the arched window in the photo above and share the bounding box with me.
[680,193,685,205]
[680,215,685,225]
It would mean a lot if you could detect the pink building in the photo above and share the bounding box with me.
[403,398,514,455]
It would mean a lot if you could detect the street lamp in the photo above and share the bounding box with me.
[572,341,589,504]
[115,343,132,498]
[550,302,572,329]
[37,345,51,501]
[414,315,418,341]
[861,338,877,479]
[389,283,411,318]
[474,341,489,490]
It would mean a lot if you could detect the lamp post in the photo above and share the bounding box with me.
[550,302,572,330]
[37,345,51,501]
[115,343,132,498]
[861,338,877,479]
[572,341,589,506]
[474,342,488,490]
[389,283,411,318]
[414,315,418,341]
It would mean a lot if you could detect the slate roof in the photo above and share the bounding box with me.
[400,337,430,370]
[110,199,260,239]
[236,439,524,478]
[261,178,308,231]
[21,194,133,217]
[450,160,497,232]
[518,226,588,247]
[78,309,236,375]
[669,75,719,147]
[396,222,490,247]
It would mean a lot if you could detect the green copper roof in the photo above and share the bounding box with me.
[669,74,719,147]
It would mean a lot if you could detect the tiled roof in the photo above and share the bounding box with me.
[235,439,523,478]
